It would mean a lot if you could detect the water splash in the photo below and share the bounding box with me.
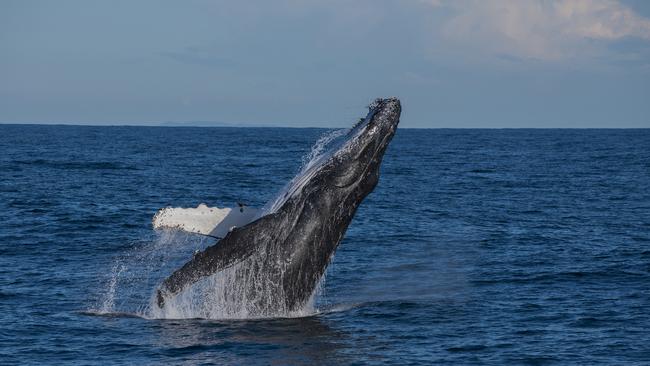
[259,128,348,217]
[93,229,323,320]
[148,254,318,320]
[98,263,125,313]
[93,231,212,317]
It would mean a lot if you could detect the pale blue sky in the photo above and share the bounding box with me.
[1,0,649,127]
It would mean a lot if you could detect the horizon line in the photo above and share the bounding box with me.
[0,122,648,129]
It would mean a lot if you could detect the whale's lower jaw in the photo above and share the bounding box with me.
[156,98,401,314]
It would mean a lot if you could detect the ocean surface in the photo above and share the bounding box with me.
[1,125,649,365]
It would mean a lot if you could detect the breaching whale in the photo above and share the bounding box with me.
[156,98,401,314]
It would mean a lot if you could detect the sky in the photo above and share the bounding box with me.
[1,0,649,128]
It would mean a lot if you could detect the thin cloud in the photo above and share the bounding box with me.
[424,0,650,60]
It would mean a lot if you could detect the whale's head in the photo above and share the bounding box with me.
[320,97,401,205]
[266,97,401,216]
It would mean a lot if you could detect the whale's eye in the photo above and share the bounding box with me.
[331,140,375,188]
[332,159,362,188]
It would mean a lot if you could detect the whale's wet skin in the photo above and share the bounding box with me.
[155,98,401,318]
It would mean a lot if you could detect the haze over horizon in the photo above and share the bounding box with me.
[2,0,650,128]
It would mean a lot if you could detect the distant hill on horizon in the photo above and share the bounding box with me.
[159,121,279,128]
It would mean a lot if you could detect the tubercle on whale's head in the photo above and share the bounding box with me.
[364,97,401,147]
[325,97,401,194]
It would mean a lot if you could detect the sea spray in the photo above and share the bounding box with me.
[148,252,317,319]
[259,128,348,217]
[94,231,212,316]
[98,263,125,314]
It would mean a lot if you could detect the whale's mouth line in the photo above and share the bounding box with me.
[332,130,392,189]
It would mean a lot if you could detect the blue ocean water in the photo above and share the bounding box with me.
[1,125,649,365]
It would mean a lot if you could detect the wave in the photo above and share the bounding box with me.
[471,268,646,286]
[14,159,138,170]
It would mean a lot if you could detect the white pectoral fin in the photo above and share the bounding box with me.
[208,206,258,238]
[152,203,231,235]
[152,203,259,237]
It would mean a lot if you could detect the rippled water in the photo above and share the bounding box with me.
[1,125,649,364]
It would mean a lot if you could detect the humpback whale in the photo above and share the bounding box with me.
[156,98,401,314]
